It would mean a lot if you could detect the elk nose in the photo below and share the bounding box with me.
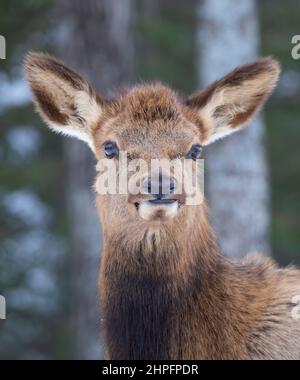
[169,177,176,194]
[143,174,176,198]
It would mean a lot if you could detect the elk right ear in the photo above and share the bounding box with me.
[24,52,105,151]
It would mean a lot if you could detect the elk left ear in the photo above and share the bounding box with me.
[186,57,280,145]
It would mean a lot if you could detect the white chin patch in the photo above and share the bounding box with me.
[138,201,179,221]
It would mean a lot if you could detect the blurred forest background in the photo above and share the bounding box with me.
[0,0,299,359]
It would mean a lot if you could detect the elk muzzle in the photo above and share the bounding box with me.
[130,173,183,221]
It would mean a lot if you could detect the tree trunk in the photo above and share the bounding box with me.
[54,0,135,359]
[196,0,270,258]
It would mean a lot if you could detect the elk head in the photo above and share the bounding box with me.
[25,53,280,239]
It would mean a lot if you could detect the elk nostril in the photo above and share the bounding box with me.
[169,178,176,194]
[144,176,176,196]
[144,177,151,194]
[142,177,153,195]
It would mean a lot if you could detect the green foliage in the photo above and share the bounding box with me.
[260,0,300,264]
[137,0,197,93]
[0,0,53,73]
[0,0,72,360]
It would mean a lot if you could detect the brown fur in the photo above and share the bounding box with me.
[186,57,280,129]
[24,53,300,359]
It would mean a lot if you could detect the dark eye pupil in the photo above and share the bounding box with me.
[187,144,202,160]
[104,141,119,158]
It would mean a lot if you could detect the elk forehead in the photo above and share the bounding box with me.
[96,83,201,158]
[122,83,181,123]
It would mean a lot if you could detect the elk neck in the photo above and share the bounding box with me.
[99,203,244,359]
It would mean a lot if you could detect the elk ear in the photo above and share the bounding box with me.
[24,52,105,151]
[186,57,280,145]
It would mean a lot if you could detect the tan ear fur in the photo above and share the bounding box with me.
[24,52,105,151]
[186,57,280,145]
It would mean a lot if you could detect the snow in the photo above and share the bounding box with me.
[6,126,41,159]
[277,70,300,97]
[2,189,52,227]
[0,74,31,111]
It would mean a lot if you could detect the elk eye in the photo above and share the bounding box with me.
[187,144,202,160]
[103,141,119,159]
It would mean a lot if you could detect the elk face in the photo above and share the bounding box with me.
[92,84,205,225]
[25,53,280,230]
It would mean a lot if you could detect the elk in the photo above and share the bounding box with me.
[25,53,300,359]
